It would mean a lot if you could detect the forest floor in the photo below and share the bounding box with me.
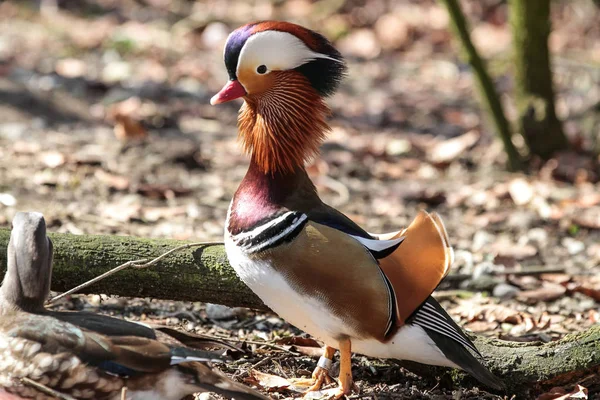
[0,0,599,399]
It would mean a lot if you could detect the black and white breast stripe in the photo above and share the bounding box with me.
[411,298,481,356]
[231,211,308,254]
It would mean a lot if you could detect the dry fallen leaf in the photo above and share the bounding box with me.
[536,384,588,400]
[490,241,538,260]
[464,320,497,332]
[451,302,527,324]
[539,274,572,285]
[568,284,600,302]
[427,130,479,165]
[246,370,291,392]
[95,170,130,191]
[275,336,323,357]
[518,282,567,303]
[275,337,321,348]
[136,184,192,200]
[107,97,148,142]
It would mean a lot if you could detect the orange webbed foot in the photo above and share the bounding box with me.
[306,366,334,392]
[305,346,336,393]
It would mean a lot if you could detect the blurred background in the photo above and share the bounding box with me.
[0,1,599,392]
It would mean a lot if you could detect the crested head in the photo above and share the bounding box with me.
[212,21,347,175]
[222,21,346,97]
[0,212,53,313]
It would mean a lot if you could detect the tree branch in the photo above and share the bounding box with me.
[439,0,524,171]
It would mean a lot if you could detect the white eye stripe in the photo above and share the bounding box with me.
[236,31,340,76]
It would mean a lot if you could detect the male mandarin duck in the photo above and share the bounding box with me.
[0,212,268,400]
[211,21,504,397]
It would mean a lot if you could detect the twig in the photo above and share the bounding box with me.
[272,359,288,378]
[47,259,147,304]
[47,241,222,304]
[20,377,76,400]
[195,332,302,356]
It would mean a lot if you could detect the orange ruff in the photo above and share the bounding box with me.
[239,71,330,174]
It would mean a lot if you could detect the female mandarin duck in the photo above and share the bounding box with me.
[0,212,267,400]
[211,21,504,398]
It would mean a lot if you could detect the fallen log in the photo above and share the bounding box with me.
[0,228,266,309]
[0,229,598,394]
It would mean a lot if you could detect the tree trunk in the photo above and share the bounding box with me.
[439,0,523,171]
[0,229,598,393]
[509,0,569,158]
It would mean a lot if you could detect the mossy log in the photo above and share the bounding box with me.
[0,228,266,309]
[0,229,599,393]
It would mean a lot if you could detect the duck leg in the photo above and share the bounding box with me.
[306,345,335,392]
[333,338,358,399]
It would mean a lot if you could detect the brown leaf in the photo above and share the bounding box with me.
[490,241,538,260]
[246,370,291,392]
[464,320,497,333]
[114,114,147,142]
[404,188,446,206]
[275,337,323,357]
[275,337,321,348]
[539,274,572,285]
[136,184,192,200]
[292,346,325,357]
[536,384,588,400]
[427,130,479,165]
[451,302,527,324]
[108,97,148,142]
[546,151,599,184]
[569,284,600,302]
[518,282,567,303]
[95,170,130,191]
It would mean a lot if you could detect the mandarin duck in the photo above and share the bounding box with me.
[0,212,268,400]
[210,21,504,397]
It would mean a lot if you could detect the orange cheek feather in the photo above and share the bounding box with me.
[238,67,276,96]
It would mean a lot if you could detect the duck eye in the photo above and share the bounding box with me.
[256,65,267,74]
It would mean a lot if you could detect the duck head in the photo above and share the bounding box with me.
[211,21,347,174]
